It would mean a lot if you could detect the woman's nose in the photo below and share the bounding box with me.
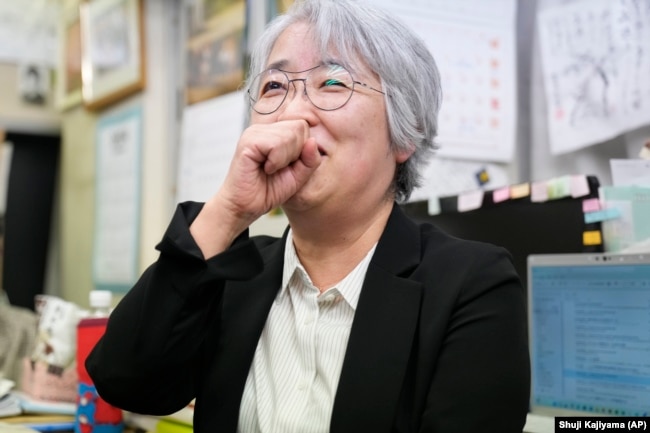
[279,79,314,112]
[285,79,309,102]
[276,79,318,124]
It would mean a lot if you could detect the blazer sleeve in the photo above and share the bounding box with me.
[85,202,264,416]
[419,241,530,433]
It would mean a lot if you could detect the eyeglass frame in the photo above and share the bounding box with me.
[247,64,386,115]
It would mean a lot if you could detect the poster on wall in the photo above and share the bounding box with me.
[177,91,245,203]
[538,0,650,155]
[0,0,60,66]
[185,0,247,105]
[373,0,517,163]
[93,105,142,293]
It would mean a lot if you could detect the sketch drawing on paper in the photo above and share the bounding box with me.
[538,0,650,154]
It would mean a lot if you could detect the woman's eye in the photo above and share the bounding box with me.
[261,80,285,95]
[321,79,347,89]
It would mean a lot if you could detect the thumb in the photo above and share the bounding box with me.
[300,137,321,169]
[291,137,321,185]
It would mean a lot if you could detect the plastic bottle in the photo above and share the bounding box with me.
[74,290,123,433]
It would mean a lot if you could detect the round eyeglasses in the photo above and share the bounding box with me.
[247,64,385,115]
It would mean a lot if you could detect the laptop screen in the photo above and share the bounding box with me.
[527,253,650,418]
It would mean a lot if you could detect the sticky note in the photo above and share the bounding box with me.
[570,175,590,198]
[582,198,601,213]
[510,183,530,199]
[531,181,549,203]
[427,197,441,215]
[547,176,572,199]
[584,208,622,224]
[457,190,484,212]
[492,186,510,203]
[583,230,603,246]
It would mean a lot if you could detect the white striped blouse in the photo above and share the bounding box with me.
[237,230,376,433]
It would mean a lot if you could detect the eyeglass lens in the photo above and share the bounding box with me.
[249,64,355,114]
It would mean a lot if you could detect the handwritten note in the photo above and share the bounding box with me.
[538,0,650,154]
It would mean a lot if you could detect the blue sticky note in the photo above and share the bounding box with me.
[584,207,622,224]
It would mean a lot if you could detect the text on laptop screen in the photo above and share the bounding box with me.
[529,259,650,417]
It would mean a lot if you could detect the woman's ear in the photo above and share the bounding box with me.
[395,145,415,163]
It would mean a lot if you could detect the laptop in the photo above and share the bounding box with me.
[524,252,650,433]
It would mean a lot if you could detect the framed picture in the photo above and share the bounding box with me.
[57,2,83,110]
[268,0,294,20]
[93,104,142,292]
[80,0,146,111]
[185,0,246,105]
[19,64,50,106]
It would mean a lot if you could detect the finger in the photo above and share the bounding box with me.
[299,137,321,169]
[289,137,321,185]
[262,121,309,174]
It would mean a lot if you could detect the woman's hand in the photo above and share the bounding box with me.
[189,119,321,258]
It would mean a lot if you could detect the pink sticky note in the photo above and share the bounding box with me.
[458,190,484,212]
[530,181,548,203]
[582,197,601,213]
[492,187,510,203]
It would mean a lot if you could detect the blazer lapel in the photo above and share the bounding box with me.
[331,205,423,433]
[203,235,287,432]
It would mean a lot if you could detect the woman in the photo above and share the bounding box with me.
[86,1,530,432]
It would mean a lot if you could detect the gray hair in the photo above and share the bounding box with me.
[246,0,442,202]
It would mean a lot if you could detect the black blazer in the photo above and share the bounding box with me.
[87,202,530,433]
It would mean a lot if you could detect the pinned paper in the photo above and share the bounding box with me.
[457,190,484,212]
[570,175,590,198]
[427,196,441,215]
[547,176,572,199]
[492,186,510,203]
[510,183,530,199]
[600,185,650,252]
[531,181,549,203]
[582,197,601,213]
[583,230,603,246]
[584,207,622,224]
[610,159,650,186]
